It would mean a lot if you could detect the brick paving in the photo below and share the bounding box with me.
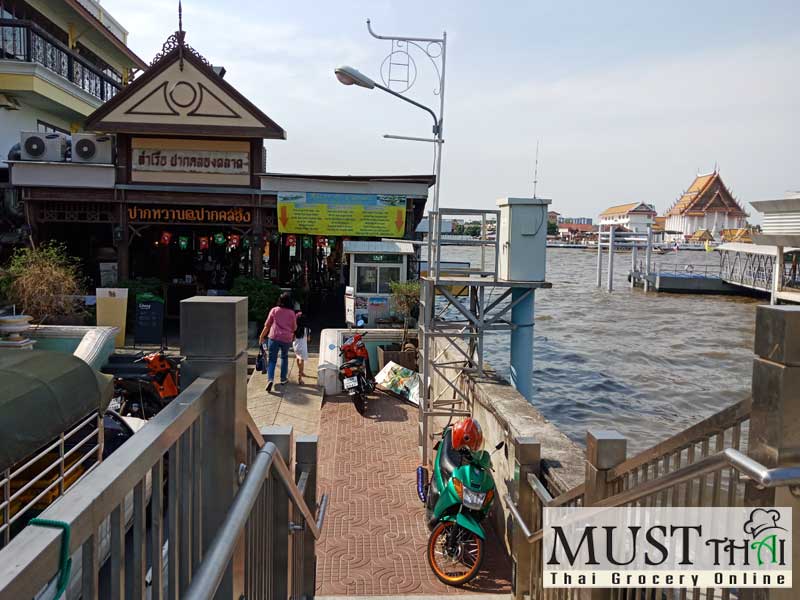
[316,392,512,596]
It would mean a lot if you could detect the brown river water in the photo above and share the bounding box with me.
[442,246,761,454]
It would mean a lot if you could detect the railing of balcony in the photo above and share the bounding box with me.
[0,19,121,102]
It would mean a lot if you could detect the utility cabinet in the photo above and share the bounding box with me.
[497,197,550,281]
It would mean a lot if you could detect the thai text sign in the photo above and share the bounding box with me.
[544,507,792,588]
[132,149,249,175]
[128,205,252,224]
[277,192,406,237]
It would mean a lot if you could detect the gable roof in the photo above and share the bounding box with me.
[666,172,747,217]
[558,222,594,232]
[599,202,655,217]
[85,39,286,139]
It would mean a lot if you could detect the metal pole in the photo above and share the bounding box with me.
[596,231,603,288]
[630,242,637,289]
[771,245,783,305]
[644,225,653,292]
[434,30,446,214]
[607,227,615,292]
[510,288,534,401]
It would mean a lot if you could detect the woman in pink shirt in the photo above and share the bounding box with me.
[258,292,297,391]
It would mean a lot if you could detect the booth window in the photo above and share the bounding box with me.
[378,266,401,293]
[356,266,378,293]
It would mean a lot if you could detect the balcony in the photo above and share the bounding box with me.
[0,19,121,105]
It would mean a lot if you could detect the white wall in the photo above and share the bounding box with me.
[0,100,72,160]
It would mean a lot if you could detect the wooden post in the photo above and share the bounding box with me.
[584,430,627,600]
[771,246,784,305]
[511,437,540,600]
[596,230,603,288]
[117,202,129,281]
[744,305,800,600]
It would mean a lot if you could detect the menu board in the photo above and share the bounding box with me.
[134,296,164,346]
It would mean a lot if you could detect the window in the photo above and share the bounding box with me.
[37,120,69,135]
[356,266,378,294]
[378,266,401,294]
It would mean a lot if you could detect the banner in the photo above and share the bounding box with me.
[277,192,406,237]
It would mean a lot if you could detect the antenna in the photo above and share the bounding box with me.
[533,140,540,199]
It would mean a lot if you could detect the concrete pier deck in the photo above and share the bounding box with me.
[315,392,512,596]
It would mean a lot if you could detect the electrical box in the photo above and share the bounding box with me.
[497,197,550,281]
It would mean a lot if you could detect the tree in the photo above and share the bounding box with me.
[547,221,559,236]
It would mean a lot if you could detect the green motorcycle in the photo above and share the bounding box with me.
[417,426,504,586]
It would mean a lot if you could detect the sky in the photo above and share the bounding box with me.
[103,0,799,221]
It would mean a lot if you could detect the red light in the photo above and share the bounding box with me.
[344,368,353,377]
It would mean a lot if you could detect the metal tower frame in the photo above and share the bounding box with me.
[420,208,549,465]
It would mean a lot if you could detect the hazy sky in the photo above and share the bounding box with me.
[104,1,798,221]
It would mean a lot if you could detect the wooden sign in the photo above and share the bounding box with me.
[132,149,249,175]
[128,205,252,225]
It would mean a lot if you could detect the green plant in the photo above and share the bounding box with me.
[1,242,84,323]
[230,276,281,323]
[390,280,420,345]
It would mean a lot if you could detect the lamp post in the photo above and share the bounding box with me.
[334,65,443,215]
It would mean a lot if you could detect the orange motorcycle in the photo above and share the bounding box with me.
[106,350,180,419]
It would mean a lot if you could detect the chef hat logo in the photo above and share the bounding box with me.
[743,508,786,539]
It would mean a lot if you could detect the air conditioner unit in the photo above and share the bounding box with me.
[20,131,67,161]
[72,133,115,164]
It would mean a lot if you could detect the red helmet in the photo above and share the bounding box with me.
[451,418,483,452]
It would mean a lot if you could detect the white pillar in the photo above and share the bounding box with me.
[607,227,615,293]
[771,246,784,305]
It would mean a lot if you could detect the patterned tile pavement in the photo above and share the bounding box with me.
[316,393,512,596]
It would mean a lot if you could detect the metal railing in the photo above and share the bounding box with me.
[0,19,121,101]
[0,411,103,548]
[185,440,328,600]
[655,262,722,278]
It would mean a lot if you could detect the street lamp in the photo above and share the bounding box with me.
[334,65,440,137]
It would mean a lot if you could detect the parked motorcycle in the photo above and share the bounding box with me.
[106,350,181,419]
[416,418,504,586]
[336,326,374,415]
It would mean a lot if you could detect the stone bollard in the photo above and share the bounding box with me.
[745,305,800,600]
[584,430,627,600]
[511,436,540,600]
[180,296,249,599]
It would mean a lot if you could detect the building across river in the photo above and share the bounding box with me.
[5,24,433,317]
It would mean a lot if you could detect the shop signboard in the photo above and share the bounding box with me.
[132,149,249,175]
[277,192,406,237]
[128,205,252,225]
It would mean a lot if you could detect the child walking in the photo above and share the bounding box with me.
[293,306,310,385]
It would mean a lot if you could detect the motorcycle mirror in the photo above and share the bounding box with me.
[328,343,336,350]
[356,319,365,327]
[494,441,505,451]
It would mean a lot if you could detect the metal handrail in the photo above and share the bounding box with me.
[607,396,750,481]
[506,448,800,545]
[183,442,328,600]
[0,377,215,599]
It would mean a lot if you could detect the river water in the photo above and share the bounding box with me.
[441,246,760,454]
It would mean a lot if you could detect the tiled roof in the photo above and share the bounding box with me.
[558,223,594,232]
[666,172,747,217]
[599,202,651,217]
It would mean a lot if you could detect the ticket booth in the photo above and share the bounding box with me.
[343,240,415,327]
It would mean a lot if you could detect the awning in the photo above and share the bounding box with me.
[0,350,112,471]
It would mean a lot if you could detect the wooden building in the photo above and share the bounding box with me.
[8,26,432,315]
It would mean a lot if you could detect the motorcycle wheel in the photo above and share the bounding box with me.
[427,521,484,586]
[352,391,368,415]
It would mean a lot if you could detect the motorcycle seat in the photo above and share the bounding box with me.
[342,358,365,369]
[438,429,464,482]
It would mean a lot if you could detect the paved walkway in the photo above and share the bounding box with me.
[316,392,512,596]
[247,353,321,436]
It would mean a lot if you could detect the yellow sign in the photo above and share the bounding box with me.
[277,192,406,237]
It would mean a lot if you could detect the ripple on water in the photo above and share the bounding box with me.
[446,247,757,454]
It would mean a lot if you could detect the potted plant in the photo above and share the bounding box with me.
[376,280,420,371]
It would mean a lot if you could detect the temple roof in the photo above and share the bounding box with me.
[666,172,747,218]
[600,202,655,217]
